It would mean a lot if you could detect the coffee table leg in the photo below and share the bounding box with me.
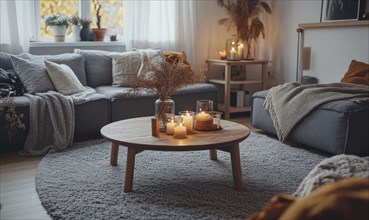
[209,149,218,160]
[230,144,243,191]
[124,147,136,193]
[110,142,119,166]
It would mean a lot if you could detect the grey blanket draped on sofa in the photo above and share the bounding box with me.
[264,82,369,142]
[20,87,96,155]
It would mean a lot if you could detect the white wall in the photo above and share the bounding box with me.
[194,1,369,87]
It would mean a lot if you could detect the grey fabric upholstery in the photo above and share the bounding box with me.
[96,83,218,121]
[251,90,369,156]
[78,50,114,87]
[0,52,14,70]
[18,53,88,86]
[74,93,111,137]
[1,51,218,152]
[11,56,55,93]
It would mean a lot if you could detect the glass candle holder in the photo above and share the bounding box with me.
[179,111,194,133]
[209,111,222,129]
[196,100,213,113]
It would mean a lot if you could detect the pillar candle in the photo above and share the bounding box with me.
[197,111,211,121]
[174,123,187,138]
[230,47,236,60]
[166,120,176,135]
[182,113,194,132]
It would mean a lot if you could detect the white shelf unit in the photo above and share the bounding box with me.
[206,59,268,119]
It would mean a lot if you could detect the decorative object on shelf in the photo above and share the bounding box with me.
[196,100,213,112]
[226,36,241,60]
[44,14,69,42]
[219,50,227,60]
[179,111,194,133]
[321,0,366,22]
[80,18,92,41]
[130,59,206,131]
[91,0,107,41]
[69,15,81,41]
[110,34,117,41]
[217,0,272,60]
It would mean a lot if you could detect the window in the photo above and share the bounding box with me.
[37,0,123,40]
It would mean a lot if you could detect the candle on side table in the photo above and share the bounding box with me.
[174,123,187,138]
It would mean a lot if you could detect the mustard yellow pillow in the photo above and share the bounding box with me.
[340,60,369,86]
[163,51,191,70]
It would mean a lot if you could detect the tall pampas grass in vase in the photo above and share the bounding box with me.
[217,0,272,59]
[129,58,206,130]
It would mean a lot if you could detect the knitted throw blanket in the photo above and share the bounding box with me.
[294,154,369,198]
[263,82,369,142]
[20,87,96,155]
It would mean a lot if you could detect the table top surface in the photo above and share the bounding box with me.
[100,116,250,151]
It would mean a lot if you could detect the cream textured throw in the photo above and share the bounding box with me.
[20,87,96,155]
[264,82,369,142]
[294,154,369,198]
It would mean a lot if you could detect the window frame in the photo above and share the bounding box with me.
[32,0,91,41]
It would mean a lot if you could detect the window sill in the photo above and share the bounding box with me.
[30,40,125,48]
[29,40,126,55]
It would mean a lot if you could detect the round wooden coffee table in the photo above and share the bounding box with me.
[100,116,250,192]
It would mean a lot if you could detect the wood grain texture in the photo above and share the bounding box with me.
[101,117,250,151]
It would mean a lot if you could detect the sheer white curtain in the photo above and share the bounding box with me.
[124,0,197,65]
[0,0,32,54]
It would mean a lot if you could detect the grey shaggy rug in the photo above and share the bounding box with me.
[35,132,328,220]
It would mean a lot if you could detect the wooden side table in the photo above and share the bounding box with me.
[206,59,268,119]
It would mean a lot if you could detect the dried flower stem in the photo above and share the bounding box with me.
[0,96,25,140]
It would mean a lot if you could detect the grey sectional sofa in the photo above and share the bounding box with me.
[0,51,217,152]
[251,90,369,157]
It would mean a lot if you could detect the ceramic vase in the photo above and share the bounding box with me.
[52,26,67,42]
[80,26,91,41]
[72,25,81,41]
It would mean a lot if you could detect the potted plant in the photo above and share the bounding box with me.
[217,0,272,59]
[80,18,92,41]
[69,15,81,41]
[45,14,69,42]
[91,0,107,41]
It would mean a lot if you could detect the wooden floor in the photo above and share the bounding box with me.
[0,115,254,220]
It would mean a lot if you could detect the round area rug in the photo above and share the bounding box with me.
[35,132,328,220]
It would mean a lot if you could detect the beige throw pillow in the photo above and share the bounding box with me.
[111,51,142,87]
[44,60,85,95]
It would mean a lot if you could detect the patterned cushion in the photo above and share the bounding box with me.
[11,56,55,93]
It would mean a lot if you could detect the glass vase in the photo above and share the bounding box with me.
[155,98,175,132]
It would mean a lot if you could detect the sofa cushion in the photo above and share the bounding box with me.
[44,60,85,95]
[341,60,369,86]
[11,56,55,93]
[0,52,14,70]
[19,53,88,86]
[111,51,142,87]
[134,48,164,77]
[96,83,218,121]
[77,50,114,87]
[251,90,369,156]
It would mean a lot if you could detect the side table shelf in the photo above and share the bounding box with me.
[206,59,268,119]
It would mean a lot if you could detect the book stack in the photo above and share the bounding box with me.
[230,90,251,107]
